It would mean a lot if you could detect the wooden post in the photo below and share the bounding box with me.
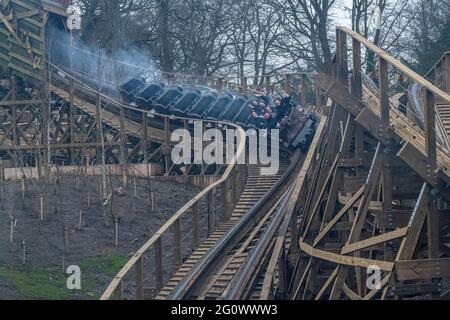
[336,29,348,83]
[135,257,145,300]
[142,112,148,162]
[217,78,223,94]
[155,238,163,290]
[78,210,83,230]
[9,217,14,244]
[265,76,271,94]
[242,77,248,93]
[208,188,216,234]
[352,38,363,99]
[96,94,102,162]
[379,57,390,127]
[192,202,200,248]
[444,54,450,93]
[21,241,26,265]
[424,89,437,168]
[40,193,45,222]
[114,218,119,247]
[69,78,75,164]
[174,219,182,266]
[64,227,69,255]
[0,160,4,183]
[301,74,308,107]
[11,76,18,167]
[120,103,127,182]
[315,85,321,107]
[285,74,291,95]
[164,117,170,175]
[427,195,440,260]
[148,189,154,212]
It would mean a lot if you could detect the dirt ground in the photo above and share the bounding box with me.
[0,174,206,300]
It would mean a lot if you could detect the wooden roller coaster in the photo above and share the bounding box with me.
[0,0,449,302]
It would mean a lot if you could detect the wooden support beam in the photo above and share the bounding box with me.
[301,74,308,107]
[427,197,440,260]
[299,240,395,272]
[314,266,339,300]
[379,57,390,126]
[341,227,408,255]
[336,29,348,84]
[352,38,362,99]
[314,186,364,247]
[396,258,450,281]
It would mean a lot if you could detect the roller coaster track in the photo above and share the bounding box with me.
[157,161,291,300]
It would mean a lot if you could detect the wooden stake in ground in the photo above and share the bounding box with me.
[21,176,26,209]
[21,241,26,265]
[1,186,5,210]
[149,189,154,212]
[39,193,45,222]
[114,218,119,247]
[9,217,15,244]
[21,176,26,198]
[78,210,83,230]
[133,178,137,212]
[64,227,69,255]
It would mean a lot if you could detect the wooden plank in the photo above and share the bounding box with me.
[299,239,395,272]
[392,283,441,297]
[396,258,450,281]
[341,227,408,255]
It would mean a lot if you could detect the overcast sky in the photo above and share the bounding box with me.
[334,0,354,28]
